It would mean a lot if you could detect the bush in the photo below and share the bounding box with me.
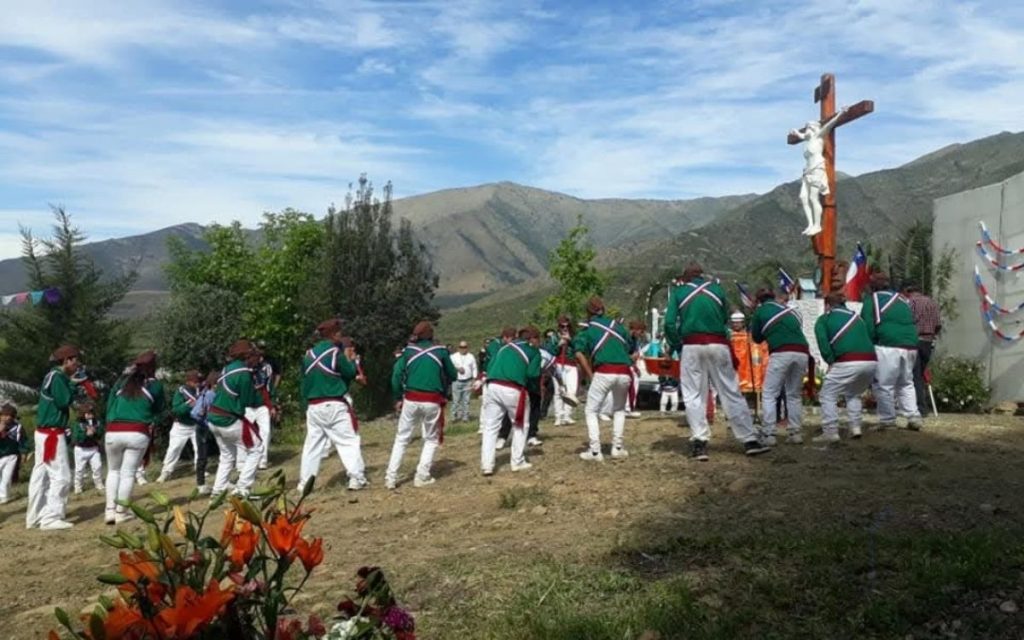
[930,356,991,413]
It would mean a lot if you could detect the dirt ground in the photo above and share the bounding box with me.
[2,408,1024,639]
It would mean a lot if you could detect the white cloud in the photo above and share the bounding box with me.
[356,57,396,75]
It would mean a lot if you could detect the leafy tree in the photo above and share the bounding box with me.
[537,215,607,325]
[0,207,136,386]
[156,284,244,374]
[313,176,440,417]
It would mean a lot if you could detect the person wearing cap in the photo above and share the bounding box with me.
[480,326,543,475]
[664,263,770,461]
[572,297,633,461]
[861,272,923,431]
[104,351,165,524]
[71,401,105,494]
[751,288,810,445]
[208,339,265,497]
[815,292,878,442]
[299,320,368,492]
[386,321,459,489]
[26,344,82,530]
[548,315,579,426]
[157,370,201,483]
[449,339,477,423]
[1,404,30,504]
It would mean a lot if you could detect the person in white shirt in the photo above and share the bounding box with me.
[450,341,478,422]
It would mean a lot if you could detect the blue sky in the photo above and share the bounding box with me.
[1,0,1023,259]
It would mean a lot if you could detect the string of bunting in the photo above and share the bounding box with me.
[974,266,1024,315]
[979,221,1024,255]
[0,287,62,307]
[980,302,1024,343]
[975,242,1024,272]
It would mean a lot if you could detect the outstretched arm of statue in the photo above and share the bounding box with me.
[789,127,809,140]
[819,105,850,135]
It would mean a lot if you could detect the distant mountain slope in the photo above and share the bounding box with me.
[0,184,755,303]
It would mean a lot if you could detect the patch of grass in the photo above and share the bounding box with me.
[498,486,551,510]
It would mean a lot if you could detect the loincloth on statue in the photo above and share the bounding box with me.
[802,165,830,194]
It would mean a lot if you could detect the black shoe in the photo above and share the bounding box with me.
[744,440,772,456]
[690,439,709,462]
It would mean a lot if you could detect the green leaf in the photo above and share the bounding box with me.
[301,475,316,499]
[54,607,72,629]
[149,491,170,508]
[130,503,157,524]
[88,611,106,640]
[99,535,127,549]
[118,531,143,549]
[97,573,130,585]
[98,595,114,610]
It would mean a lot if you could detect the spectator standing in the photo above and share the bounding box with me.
[903,282,941,414]
[449,341,477,422]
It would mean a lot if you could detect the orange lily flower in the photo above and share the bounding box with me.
[295,537,324,572]
[156,579,235,638]
[220,509,237,546]
[117,550,166,603]
[263,513,306,557]
[229,521,259,568]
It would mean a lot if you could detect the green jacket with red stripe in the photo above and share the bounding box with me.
[572,315,632,367]
[860,290,919,348]
[487,340,541,388]
[171,384,199,426]
[209,360,260,427]
[751,301,808,351]
[36,367,75,428]
[546,335,577,363]
[665,277,729,347]
[301,340,357,402]
[391,340,459,401]
[106,377,166,425]
[814,305,876,364]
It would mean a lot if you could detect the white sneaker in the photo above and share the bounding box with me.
[413,475,436,487]
[114,512,135,525]
[786,433,804,445]
[510,462,533,472]
[347,477,369,491]
[73,488,82,495]
[385,478,397,490]
[579,450,604,462]
[564,418,576,425]
[812,432,841,444]
[527,437,543,446]
[40,520,74,530]
[762,435,777,447]
[626,411,642,419]
[850,425,863,439]
[156,474,169,483]
[610,446,629,459]
[258,463,269,470]
[196,485,212,496]
[553,419,564,427]
[95,484,105,492]
[135,475,148,486]
[104,510,117,525]
[495,438,506,450]
[599,414,611,422]
[481,468,494,477]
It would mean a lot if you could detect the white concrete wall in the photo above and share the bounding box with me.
[933,171,1024,403]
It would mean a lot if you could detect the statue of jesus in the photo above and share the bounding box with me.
[790,106,848,236]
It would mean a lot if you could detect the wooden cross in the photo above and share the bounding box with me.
[787,73,874,295]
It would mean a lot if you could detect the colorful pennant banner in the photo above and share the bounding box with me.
[0,287,62,307]
[976,243,1024,272]
[974,266,1024,315]
[979,221,1024,255]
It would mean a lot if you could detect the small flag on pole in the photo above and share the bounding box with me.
[736,282,754,310]
[843,243,870,302]
[778,268,796,295]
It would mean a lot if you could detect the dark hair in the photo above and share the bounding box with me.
[825,292,847,307]
[755,287,775,304]
[903,281,921,294]
[681,262,703,281]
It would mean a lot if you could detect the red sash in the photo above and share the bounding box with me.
[36,427,64,464]
[208,407,263,446]
[489,380,527,428]
[683,333,730,346]
[306,397,359,432]
[772,344,810,355]
[405,390,447,444]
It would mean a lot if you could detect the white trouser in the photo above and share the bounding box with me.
[680,344,756,443]
[211,421,261,496]
[873,346,921,423]
[159,422,197,477]
[73,446,103,492]
[104,432,149,514]
[585,372,629,453]
[26,432,71,528]
[480,384,530,471]
[386,400,442,483]
[761,351,807,436]
[298,402,365,490]
[660,390,679,412]
[244,405,272,466]
[0,454,17,503]
[820,360,877,435]
[553,364,579,422]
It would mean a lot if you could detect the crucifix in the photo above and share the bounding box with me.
[787,73,873,295]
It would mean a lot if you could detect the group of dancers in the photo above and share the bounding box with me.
[2,262,926,530]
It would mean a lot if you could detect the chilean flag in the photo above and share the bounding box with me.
[844,243,870,301]
[778,268,796,295]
